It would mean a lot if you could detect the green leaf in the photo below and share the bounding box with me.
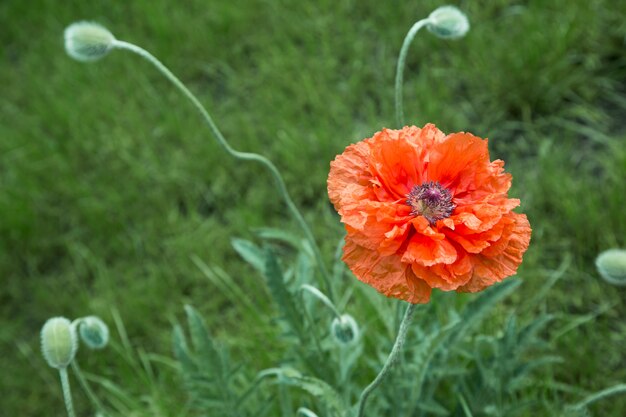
[410,318,460,401]
[191,256,261,320]
[568,383,626,411]
[263,247,304,338]
[295,250,314,287]
[184,305,222,375]
[521,254,571,313]
[448,279,521,345]
[172,323,194,373]
[254,227,304,249]
[416,398,450,416]
[267,367,345,416]
[231,238,267,274]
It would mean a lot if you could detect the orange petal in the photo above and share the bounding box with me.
[368,133,424,199]
[342,238,432,303]
[457,213,531,293]
[427,132,490,195]
[328,138,373,212]
[411,250,473,290]
[402,234,457,266]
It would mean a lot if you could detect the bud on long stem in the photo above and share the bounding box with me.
[62,21,335,299]
[395,6,469,127]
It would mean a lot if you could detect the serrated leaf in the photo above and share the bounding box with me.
[232,238,267,274]
[184,305,222,375]
[274,368,345,416]
[263,247,304,338]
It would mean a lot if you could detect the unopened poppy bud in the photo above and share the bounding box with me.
[41,317,78,369]
[331,314,359,345]
[596,249,626,286]
[427,6,470,39]
[64,21,115,62]
[78,316,109,349]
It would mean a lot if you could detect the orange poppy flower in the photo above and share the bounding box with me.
[328,124,531,303]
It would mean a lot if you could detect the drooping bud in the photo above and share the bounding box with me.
[331,314,359,345]
[427,6,470,39]
[41,317,78,369]
[596,249,626,286]
[78,316,110,349]
[64,21,115,62]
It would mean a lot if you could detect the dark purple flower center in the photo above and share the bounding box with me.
[406,181,455,224]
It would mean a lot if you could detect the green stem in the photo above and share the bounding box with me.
[355,303,417,417]
[59,367,76,417]
[111,40,333,299]
[71,361,106,413]
[394,18,431,127]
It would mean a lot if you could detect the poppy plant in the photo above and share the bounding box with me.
[328,124,531,303]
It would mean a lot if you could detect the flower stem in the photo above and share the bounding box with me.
[59,367,76,417]
[111,40,333,299]
[355,303,416,417]
[394,18,431,127]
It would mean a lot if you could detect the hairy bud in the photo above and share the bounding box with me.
[78,316,110,349]
[427,6,470,39]
[596,249,626,286]
[331,314,359,345]
[64,21,115,62]
[41,317,78,369]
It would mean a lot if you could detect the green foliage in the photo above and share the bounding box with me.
[3,0,626,416]
[261,247,305,339]
[259,367,345,417]
[68,308,184,417]
[223,237,623,417]
[447,279,522,347]
[173,305,269,417]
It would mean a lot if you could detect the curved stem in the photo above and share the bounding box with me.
[355,303,416,417]
[394,18,431,127]
[111,40,333,298]
[59,367,76,417]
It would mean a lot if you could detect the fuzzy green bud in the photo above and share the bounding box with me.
[78,316,109,349]
[64,21,115,62]
[596,249,626,286]
[41,317,78,369]
[331,314,359,345]
[427,6,470,39]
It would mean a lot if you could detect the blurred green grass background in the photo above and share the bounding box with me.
[1,0,625,415]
